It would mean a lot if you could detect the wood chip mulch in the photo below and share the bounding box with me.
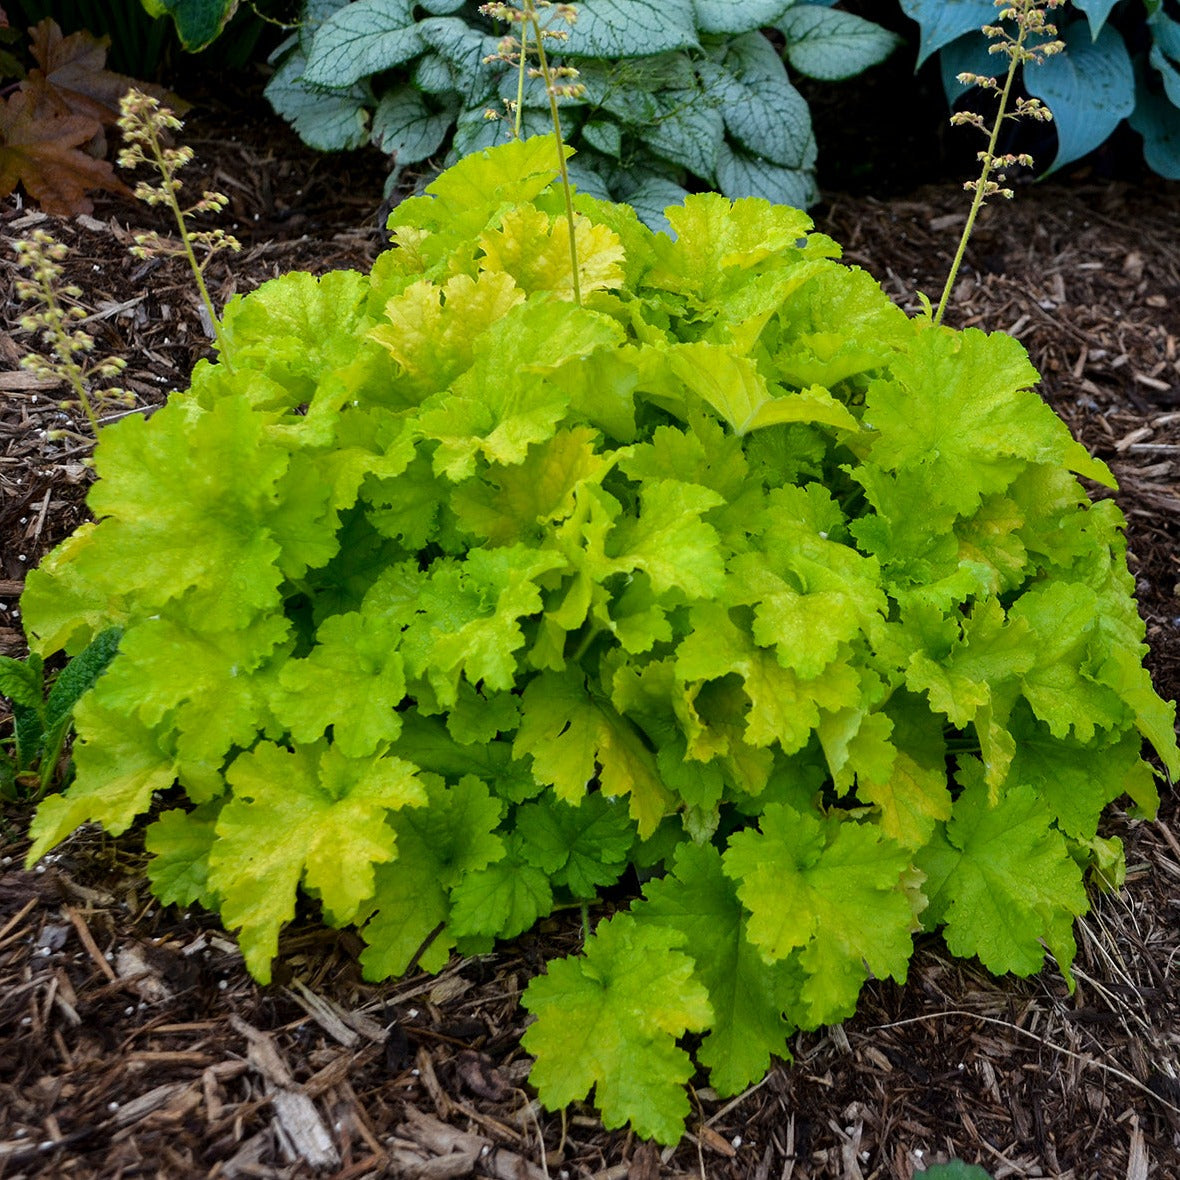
[1,87,1179,1179]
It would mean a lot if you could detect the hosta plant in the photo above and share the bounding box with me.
[21,137,1178,1143]
[263,0,901,225]
[902,0,1180,179]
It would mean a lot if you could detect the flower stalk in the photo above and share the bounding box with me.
[934,0,1064,326]
[116,89,241,357]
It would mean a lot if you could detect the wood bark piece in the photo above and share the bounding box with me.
[230,1014,340,1171]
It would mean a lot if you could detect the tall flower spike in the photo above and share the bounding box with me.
[933,0,1065,326]
[116,89,241,359]
[480,0,585,305]
[12,229,134,444]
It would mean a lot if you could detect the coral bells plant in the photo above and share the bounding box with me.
[19,131,1178,1141]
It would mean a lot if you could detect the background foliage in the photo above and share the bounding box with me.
[902,0,1180,179]
[262,0,901,224]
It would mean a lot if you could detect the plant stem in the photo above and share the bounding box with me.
[141,120,231,357]
[524,2,582,306]
[31,273,100,435]
[933,27,1027,327]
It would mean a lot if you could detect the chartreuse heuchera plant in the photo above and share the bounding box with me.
[21,137,1179,1143]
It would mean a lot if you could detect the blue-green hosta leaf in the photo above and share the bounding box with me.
[303,0,423,88]
[1025,22,1135,174]
[1129,82,1180,178]
[1150,43,1180,109]
[371,86,456,165]
[898,0,995,67]
[265,45,369,152]
[778,6,902,81]
[620,176,692,235]
[1073,0,1121,40]
[562,0,699,59]
[939,31,1005,102]
[417,0,465,12]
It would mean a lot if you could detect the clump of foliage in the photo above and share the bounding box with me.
[20,128,1178,1141]
[901,0,1180,179]
[262,0,901,224]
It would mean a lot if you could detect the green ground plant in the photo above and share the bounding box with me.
[262,0,901,226]
[12,0,1179,1150]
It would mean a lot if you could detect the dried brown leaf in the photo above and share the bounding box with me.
[0,88,130,214]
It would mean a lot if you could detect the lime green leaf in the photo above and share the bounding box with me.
[415,302,622,480]
[393,713,540,802]
[905,597,1035,728]
[479,205,625,299]
[448,836,553,940]
[606,479,725,598]
[514,669,674,837]
[864,329,1114,516]
[82,398,288,629]
[401,546,567,704]
[665,344,859,437]
[26,695,178,866]
[1005,704,1158,840]
[369,271,523,402]
[676,601,859,754]
[145,802,222,910]
[220,269,373,401]
[1008,582,1127,742]
[360,774,504,979]
[274,608,406,757]
[516,792,635,897]
[723,803,913,1026]
[451,427,616,544]
[917,764,1088,982]
[0,655,43,712]
[650,192,818,302]
[93,613,288,795]
[855,694,952,849]
[212,741,425,982]
[522,913,712,1145]
[633,842,800,1096]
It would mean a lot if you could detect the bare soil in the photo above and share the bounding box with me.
[1,75,1179,1180]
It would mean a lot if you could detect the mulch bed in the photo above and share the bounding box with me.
[1,76,1179,1180]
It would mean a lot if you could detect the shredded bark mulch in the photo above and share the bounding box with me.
[1,80,1179,1180]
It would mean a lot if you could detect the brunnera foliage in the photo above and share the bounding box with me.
[22,136,1179,1144]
